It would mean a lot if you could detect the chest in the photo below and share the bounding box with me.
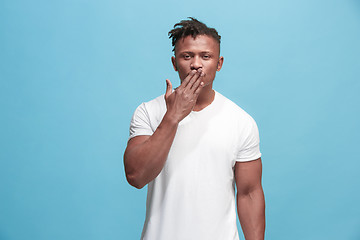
[163,113,238,183]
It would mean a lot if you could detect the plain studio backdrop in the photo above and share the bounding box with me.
[1,0,359,239]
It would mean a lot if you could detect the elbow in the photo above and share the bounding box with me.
[237,185,264,199]
[124,155,146,189]
[124,151,149,189]
[125,171,146,189]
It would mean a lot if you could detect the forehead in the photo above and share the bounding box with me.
[175,35,220,54]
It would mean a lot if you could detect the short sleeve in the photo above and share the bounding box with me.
[235,117,262,162]
[129,103,154,139]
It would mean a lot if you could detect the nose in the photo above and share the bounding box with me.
[190,56,202,70]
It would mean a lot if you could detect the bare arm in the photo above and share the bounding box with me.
[235,158,265,240]
[124,69,204,189]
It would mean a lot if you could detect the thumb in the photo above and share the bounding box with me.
[165,79,172,99]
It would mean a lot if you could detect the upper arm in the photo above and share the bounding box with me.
[235,158,263,195]
[126,101,153,157]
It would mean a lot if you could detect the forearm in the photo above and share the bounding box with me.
[237,187,265,240]
[124,112,178,189]
[125,71,204,188]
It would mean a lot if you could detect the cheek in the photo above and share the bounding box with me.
[177,67,189,81]
[177,64,190,74]
[205,62,219,73]
[202,63,219,80]
[177,61,190,70]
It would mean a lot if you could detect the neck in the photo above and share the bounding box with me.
[193,84,215,111]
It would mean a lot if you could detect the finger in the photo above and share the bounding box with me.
[178,70,196,90]
[165,79,172,99]
[186,69,202,90]
[193,81,204,97]
[190,71,204,92]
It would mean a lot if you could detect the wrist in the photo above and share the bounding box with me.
[163,111,181,125]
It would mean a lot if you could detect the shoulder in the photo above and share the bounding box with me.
[144,94,166,109]
[135,94,166,116]
[129,95,166,138]
[215,91,256,125]
[134,94,167,125]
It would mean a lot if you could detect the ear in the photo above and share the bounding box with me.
[171,56,178,71]
[217,56,224,71]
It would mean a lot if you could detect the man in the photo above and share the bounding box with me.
[124,17,265,240]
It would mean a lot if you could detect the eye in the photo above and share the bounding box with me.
[203,54,211,59]
[184,55,191,59]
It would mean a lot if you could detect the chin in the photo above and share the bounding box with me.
[202,81,213,88]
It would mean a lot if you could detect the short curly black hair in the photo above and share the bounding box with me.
[168,17,221,53]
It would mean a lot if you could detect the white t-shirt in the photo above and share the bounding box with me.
[129,91,261,240]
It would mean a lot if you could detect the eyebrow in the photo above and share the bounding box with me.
[179,51,212,55]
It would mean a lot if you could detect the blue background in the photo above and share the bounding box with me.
[1,0,359,239]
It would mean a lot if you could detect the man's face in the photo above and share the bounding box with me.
[171,35,224,88]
